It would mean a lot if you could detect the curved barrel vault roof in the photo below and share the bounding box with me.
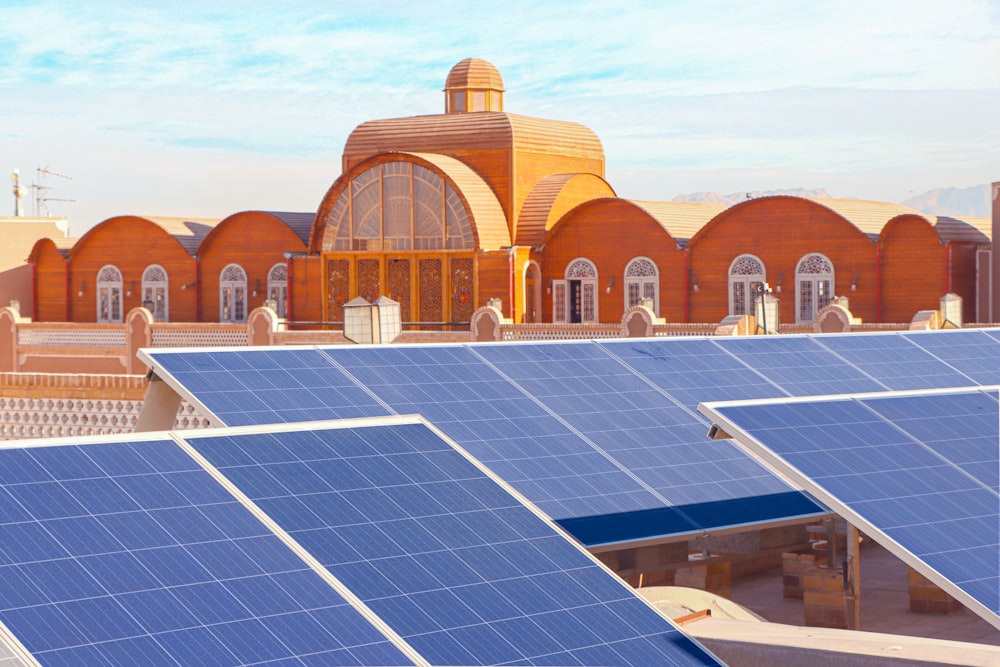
[67,215,222,259]
[343,112,604,167]
[517,173,615,247]
[934,216,991,244]
[198,211,312,255]
[27,236,77,263]
[627,200,728,249]
[311,151,510,252]
[687,195,935,247]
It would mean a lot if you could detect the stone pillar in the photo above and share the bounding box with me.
[0,306,20,373]
[782,552,816,599]
[125,308,153,375]
[674,555,732,598]
[803,565,848,629]
[470,304,507,342]
[248,306,279,346]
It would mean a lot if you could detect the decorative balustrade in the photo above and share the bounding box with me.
[0,395,209,440]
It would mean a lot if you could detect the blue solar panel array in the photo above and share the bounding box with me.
[149,347,392,426]
[0,436,415,666]
[702,388,1000,628]
[142,328,1000,547]
[186,421,722,667]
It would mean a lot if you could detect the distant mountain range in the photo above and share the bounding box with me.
[900,185,990,218]
[672,188,831,207]
[673,185,991,218]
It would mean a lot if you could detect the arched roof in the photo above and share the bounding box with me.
[803,197,934,240]
[627,200,727,248]
[517,173,615,247]
[198,211,312,254]
[68,215,221,259]
[687,195,933,247]
[343,113,604,165]
[934,216,991,244]
[444,58,504,91]
[28,236,76,263]
[311,151,511,252]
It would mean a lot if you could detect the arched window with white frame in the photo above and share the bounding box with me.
[728,254,765,316]
[220,263,247,323]
[553,258,598,323]
[141,264,169,322]
[624,257,659,313]
[267,263,288,318]
[795,253,835,323]
[96,265,123,323]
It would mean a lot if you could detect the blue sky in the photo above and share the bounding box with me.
[3,0,998,234]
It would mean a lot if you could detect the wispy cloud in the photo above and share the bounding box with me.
[1,0,997,229]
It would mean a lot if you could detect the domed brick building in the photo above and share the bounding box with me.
[27,58,992,326]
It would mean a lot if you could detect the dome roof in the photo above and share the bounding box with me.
[444,58,504,91]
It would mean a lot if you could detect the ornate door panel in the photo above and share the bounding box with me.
[419,258,443,323]
[357,258,381,303]
[451,257,474,322]
[326,258,350,322]
[387,258,411,322]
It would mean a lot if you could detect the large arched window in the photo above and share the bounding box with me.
[728,255,765,316]
[141,264,169,322]
[796,253,835,323]
[220,264,247,323]
[267,263,288,318]
[553,258,598,323]
[322,161,475,252]
[96,265,123,323]
[624,257,659,314]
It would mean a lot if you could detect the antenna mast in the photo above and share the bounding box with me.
[32,166,74,217]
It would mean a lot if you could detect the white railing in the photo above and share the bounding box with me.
[18,327,126,348]
[151,327,248,347]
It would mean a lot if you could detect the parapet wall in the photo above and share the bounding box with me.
[0,372,210,440]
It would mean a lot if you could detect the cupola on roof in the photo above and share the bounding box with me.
[444,58,504,113]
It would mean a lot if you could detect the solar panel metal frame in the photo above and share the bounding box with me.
[699,385,1000,632]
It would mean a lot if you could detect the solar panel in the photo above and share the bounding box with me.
[701,388,1000,631]
[474,342,821,538]
[185,419,724,667]
[0,435,416,666]
[712,335,889,396]
[813,332,978,390]
[147,347,393,426]
[141,328,1000,548]
[905,330,1000,385]
[319,345,680,532]
[598,337,789,408]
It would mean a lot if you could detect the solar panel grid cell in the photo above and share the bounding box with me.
[816,334,978,390]
[712,336,889,396]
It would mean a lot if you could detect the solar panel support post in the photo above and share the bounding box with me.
[845,523,861,631]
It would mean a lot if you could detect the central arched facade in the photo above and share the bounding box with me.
[312,153,509,324]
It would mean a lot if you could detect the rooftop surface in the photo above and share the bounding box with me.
[727,541,1000,646]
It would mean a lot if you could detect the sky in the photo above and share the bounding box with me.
[3,0,999,235]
